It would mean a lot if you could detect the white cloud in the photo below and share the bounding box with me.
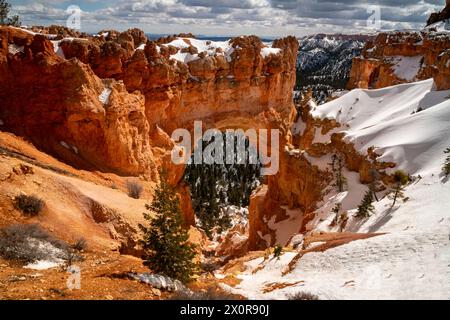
[10,0,445,37]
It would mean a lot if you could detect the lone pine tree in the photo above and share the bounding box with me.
[139,174,197,283]
[0,0,20,26]
[330,154,347,192]
[369,168,380,202]
[356,188,375,218]
[388,170,409,209]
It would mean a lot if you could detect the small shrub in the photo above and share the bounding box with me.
[72,238,87,252]
[127,181,143,199]
[65,249,84,267]
[288,291,320,300]
[273,244,283,259]
[0,224,69,263]
[388,170,409,208]
[14,194,44,216]
[338,212,349,231]
[169,288,241,300]
[330,203,342,227]
[392,170,410,185]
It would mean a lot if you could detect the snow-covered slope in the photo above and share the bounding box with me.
[221,79,450,300]
[310,78,450,176]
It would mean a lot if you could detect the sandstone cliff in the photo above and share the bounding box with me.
[0,26,300,250]
[347,28,449,90]
[0,27,157,178]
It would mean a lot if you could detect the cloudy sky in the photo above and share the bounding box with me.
[9,0,446,37]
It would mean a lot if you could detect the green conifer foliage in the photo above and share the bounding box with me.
[0,1,20,26]
[184,133,262,238]
[355,188,375,218]
[388,170,409,209]
[139,174,197,283]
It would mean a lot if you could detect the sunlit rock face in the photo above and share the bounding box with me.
[0,26,303,248]
[0,27,156,178]
[348,28,450,91]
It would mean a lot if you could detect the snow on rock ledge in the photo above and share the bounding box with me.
[310,78,450,176]
[224,78,450,300]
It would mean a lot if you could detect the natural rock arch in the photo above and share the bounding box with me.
[0,26,314,250]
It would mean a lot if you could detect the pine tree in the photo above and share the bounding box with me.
[369,168,380,202]
[0,0,20,26]
[330,202,342,227]
[388,170,409,209]
[184,132,262,238]
[330,154,347,192]
[355,188,375,218]
[139,174,197,283]
[443,148,450,176]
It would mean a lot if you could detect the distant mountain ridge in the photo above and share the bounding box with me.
[296,33,375,103]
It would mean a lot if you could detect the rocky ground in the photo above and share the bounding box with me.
[0,253,162,300]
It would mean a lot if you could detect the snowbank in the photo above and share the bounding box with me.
[310,78,450,175]
[222,79,450,299]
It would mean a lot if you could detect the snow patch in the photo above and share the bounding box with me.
[135,43,146,51]
[260,47,281,58]
[60,141,70,149]
[99,88,112,105]
[8,44,24,55]
[22,237,66,270]
[225,79,450,299]
[389,56,423,81]
[268,206,303,246]
[162,38,235,64]
[51,41,65,58]
[25,260,60,270]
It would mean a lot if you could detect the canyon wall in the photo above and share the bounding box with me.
[0,27,157,178]
[2,23,447,255]
[348,28,450,90]
[0,26,300,242]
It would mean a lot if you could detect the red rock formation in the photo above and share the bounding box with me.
[0,26,156,178]
[56,32,298,134]
[215,224,249,260]
[0,26,300,247]
[426,1,450,26]
[1,26,408,256]
[348,29,450,90]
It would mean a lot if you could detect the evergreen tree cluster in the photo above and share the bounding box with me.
[0,0,20,26]
[184,133,262,238]
[139,174,197,283]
